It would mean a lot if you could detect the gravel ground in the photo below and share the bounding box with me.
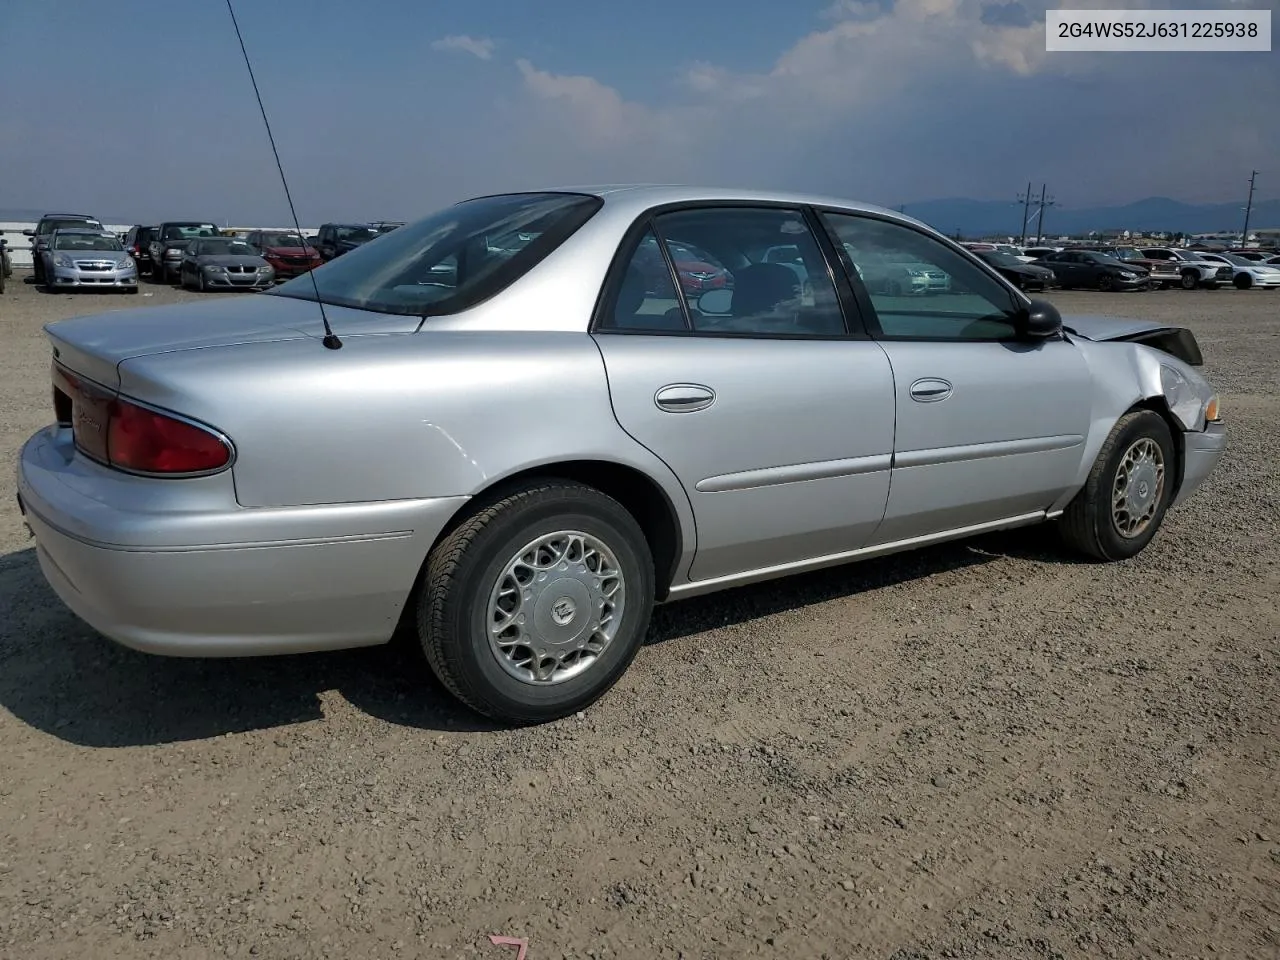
[1,272,1277,960]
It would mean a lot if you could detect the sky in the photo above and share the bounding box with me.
[0,0,1275,226]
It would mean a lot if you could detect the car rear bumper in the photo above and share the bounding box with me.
[1172,421,1226,509]
[17,426,467,657]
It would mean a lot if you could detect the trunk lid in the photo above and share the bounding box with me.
[44,293,420,388]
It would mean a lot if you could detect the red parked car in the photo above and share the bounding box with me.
[632,234,732,295]
[245,230,324,279]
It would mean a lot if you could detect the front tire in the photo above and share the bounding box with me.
[417,481,655,725]
[1058,410,1175,562]
[1180,271,1198,290]
[1234,274,1252,290]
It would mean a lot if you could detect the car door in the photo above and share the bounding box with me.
[591,204,897,584]
[819,210,1093,544]
[1044,250,1082,285]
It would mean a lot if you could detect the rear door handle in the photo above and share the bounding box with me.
[909,378,952,402]
[654,383,716,413]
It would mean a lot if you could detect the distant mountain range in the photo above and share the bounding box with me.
[3,196,1277,240]
[898,196,1279,240]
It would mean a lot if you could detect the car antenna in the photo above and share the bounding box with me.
[225,0,341,350]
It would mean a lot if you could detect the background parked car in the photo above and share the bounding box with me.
[1034,250,1152,291]
[149,221,221,283]
[122,225,157,277]
[0,237,10,294]
[245,229,324,279]
[1139,247,1233,290]
[1195,252,1280,290]
[314,223,381,261]
[23,213,104,284]
[972,250,1056,291]
[179,236,275,291]
[1072,245,1181,288]
[40,228,138,293]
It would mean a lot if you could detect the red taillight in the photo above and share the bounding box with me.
[53,363,231,475]
[106,398,231,474]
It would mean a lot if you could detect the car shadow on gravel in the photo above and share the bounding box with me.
[0,527,1083,748]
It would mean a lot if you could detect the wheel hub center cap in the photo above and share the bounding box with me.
[533,577,593,646]
[1128,462,1158,512]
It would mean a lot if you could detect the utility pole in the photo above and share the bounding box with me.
[1034,184,1057,245]
[1017,181,1033,245]
[1241,170,1258,246]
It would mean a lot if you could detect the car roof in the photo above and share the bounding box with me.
[512,183,904,215]
[51,227,114,235]
[40,213,99,220]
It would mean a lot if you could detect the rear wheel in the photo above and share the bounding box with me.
[1058,410,1175,562]
[417,480,655,725]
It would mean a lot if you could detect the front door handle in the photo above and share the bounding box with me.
[909,378,952,402]
[654,383,716,413]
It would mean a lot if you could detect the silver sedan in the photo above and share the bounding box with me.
[40,228,139,292]
[16,186,1226,725]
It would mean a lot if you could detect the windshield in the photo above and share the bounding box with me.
[54,232,123,251]
[260,232,309,248]
[194,239,257,256]
[979,252,1024,268]
[162,223,219,241]
[336,226,379,243]
[40,218,102,235]
[268,192,602,317]
[1109,247,1142,260]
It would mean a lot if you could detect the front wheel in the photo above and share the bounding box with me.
[417,481,655,725]
[1097,273,1114,292]
[1058,410,1175,562]
[1234,274,1252,290]
[1180,271,1198,290]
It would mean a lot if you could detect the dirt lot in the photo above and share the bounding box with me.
[0,272,1276,960]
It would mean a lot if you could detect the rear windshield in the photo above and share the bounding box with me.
[268,192,603,317]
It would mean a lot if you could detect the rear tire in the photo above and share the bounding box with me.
[417,481,655,725]
[1058,410,1175,562]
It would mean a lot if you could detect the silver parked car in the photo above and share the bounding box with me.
[40,228,139,293]
[16,186,1226,725]
[178,236,275,292]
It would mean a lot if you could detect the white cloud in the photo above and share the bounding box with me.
[431,34,495,61]
[504,0,1277,205]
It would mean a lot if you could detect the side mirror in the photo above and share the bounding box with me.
[22,229,35,237]
[1019,298,1062,339]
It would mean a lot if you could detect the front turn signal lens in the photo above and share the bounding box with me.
[1204,396,1221,423]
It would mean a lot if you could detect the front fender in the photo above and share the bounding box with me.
[1048,337,1212,514]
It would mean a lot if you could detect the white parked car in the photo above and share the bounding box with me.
[1194,252,1280,290]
